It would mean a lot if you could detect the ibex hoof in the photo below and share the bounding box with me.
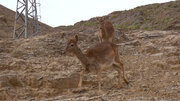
[73,88,87,93]
[117,85,122,89]
[98,90,103,95]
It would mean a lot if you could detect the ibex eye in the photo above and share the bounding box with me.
[71,44,74,46]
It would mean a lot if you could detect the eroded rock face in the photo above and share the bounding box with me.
[166,56,180,65]
[142,44,160,54]
[46,73,79,93]
[0,73,23,88]
[0,72,24,100]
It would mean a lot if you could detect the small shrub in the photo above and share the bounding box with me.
[152,4,160,9]
[128,24,141,30]
[117,23,129,29]
[142,26,151,30]
[66,25,74,30]
[111,14,118,19]
[161,18,169,24]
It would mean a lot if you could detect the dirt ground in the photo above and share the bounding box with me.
[0,30,180,101]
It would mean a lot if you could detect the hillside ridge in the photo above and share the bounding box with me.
[55,1,180,34]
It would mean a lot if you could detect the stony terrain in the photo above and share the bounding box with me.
[0,30,180,100]
[0,1,180,101]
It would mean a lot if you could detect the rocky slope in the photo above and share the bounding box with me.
[0,30,180,100]
[0,1,180,101]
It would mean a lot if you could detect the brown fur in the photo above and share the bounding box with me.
[65,35,128,93]
[97,17,115,43]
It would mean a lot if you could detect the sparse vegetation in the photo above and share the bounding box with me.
[117,23,129,29]
[84,21,98,26]
[116,23,141,30]
[142,26,151,30]
[111,13,118,19]
[152,4,160,9]
[128,24,141,30]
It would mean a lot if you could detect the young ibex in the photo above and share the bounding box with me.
[65,35,129,93]
[97,17,115,43]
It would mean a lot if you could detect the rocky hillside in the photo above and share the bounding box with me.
[0,4,53,38]
[55,1,180,34]
[110,1,180,30]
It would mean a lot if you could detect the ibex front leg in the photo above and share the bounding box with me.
[98,31,103,43]
[78,70,84,90]
[97,71,102,94]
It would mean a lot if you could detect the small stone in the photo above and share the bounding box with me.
[165,72,170,77]
[173,72,178,76]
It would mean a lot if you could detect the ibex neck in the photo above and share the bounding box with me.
[73,48,89,67]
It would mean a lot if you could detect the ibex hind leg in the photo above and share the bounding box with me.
[114,59,129,85]
[113,46,129,85]
[112,64,122,88]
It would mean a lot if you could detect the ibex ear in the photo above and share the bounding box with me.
[102,16,105,20]
[96,17,100,21]
[75,34,78,42]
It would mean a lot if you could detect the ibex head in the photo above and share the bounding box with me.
[65,35,79,53]
[96,17,105,30]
